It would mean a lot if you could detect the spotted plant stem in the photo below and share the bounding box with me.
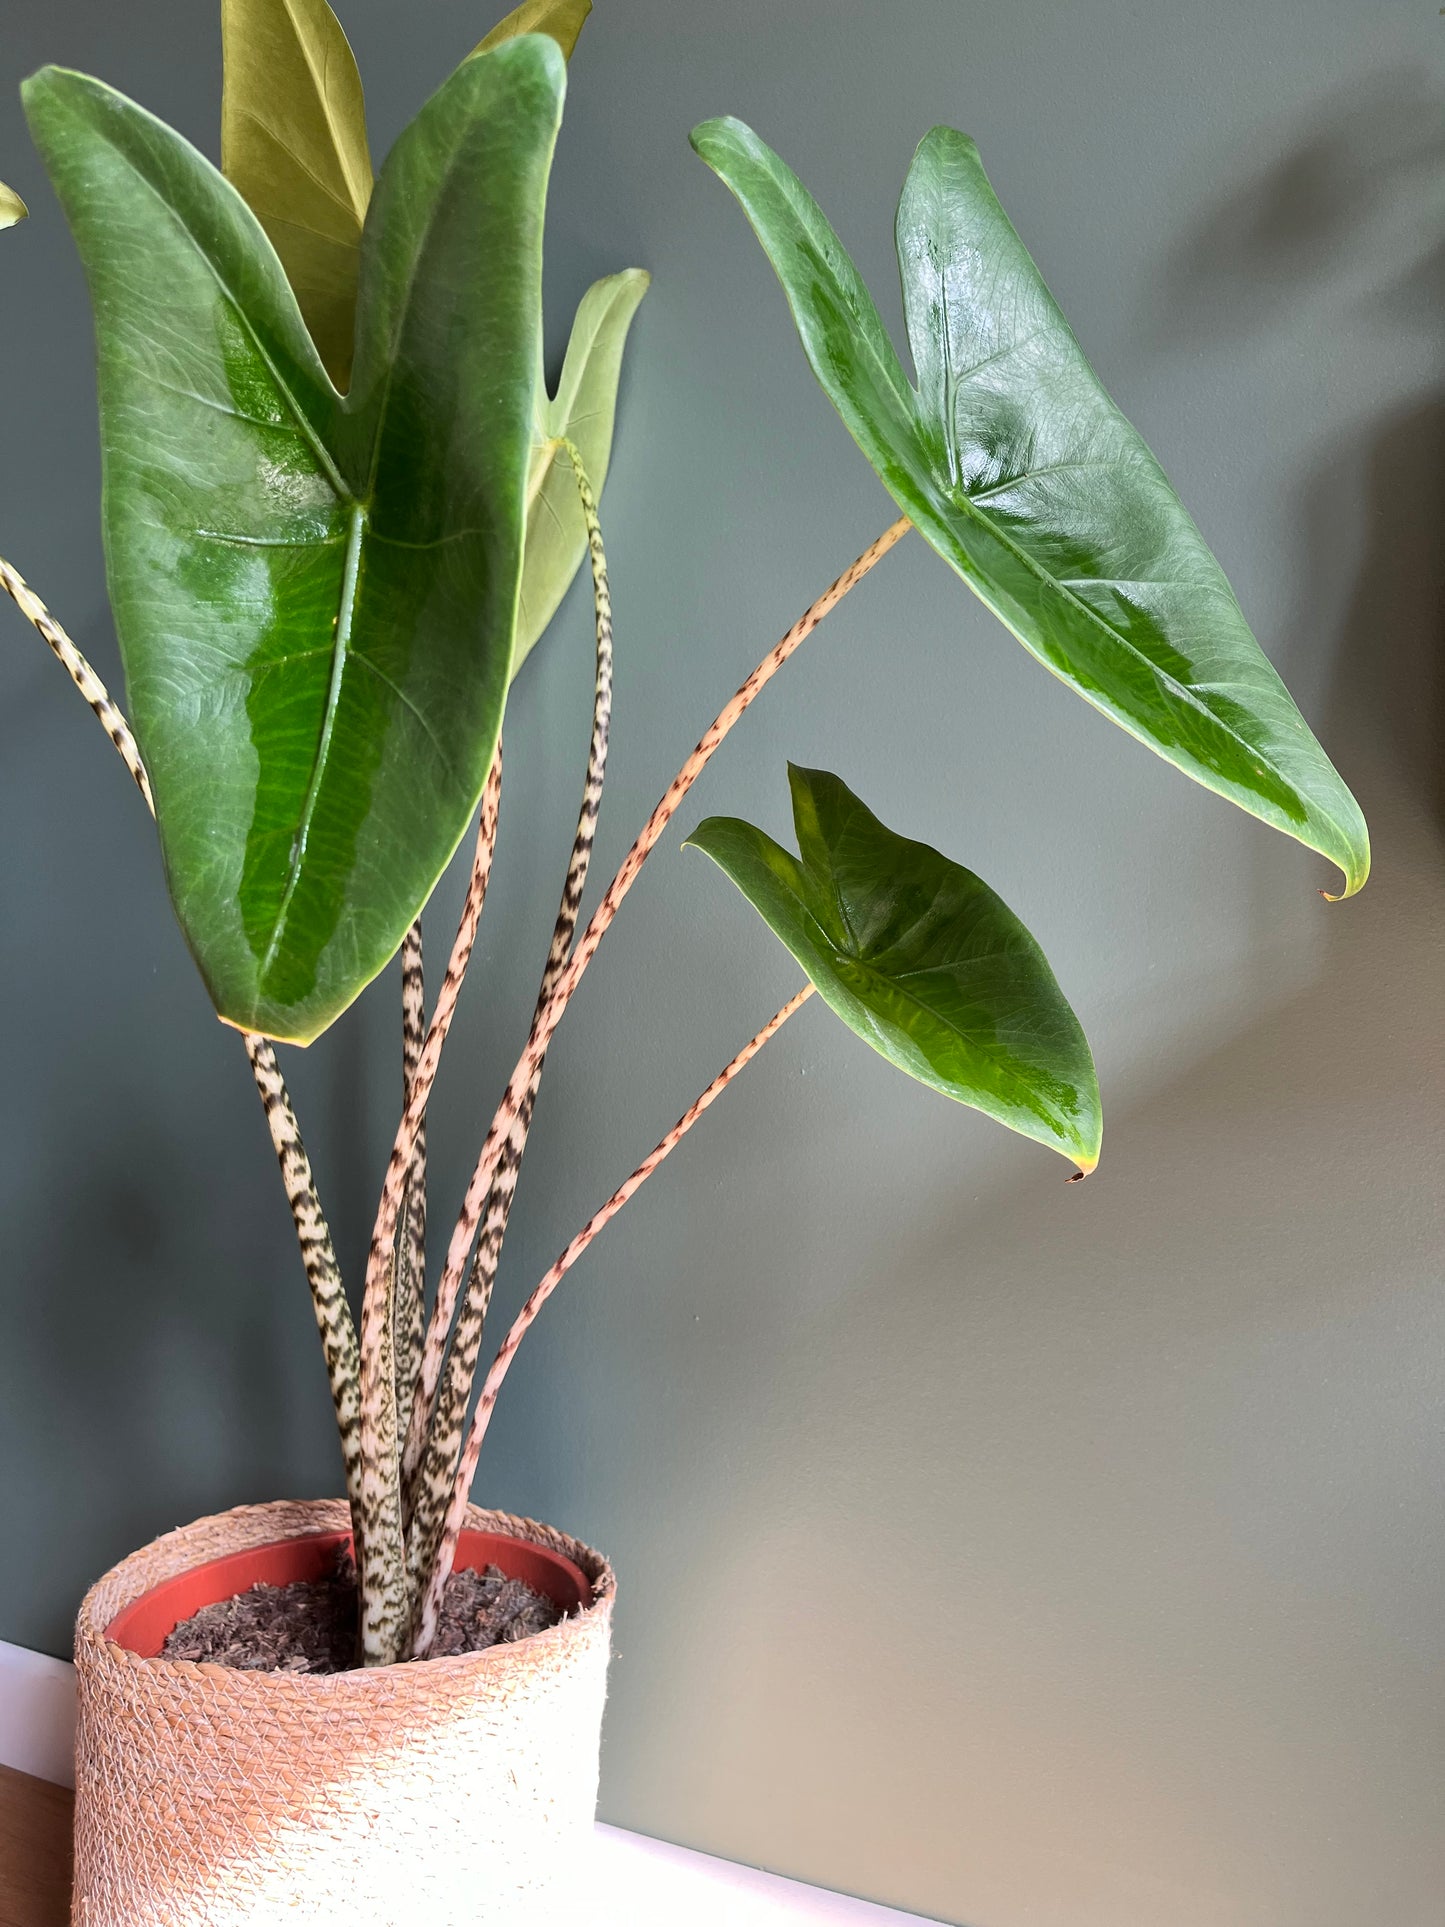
[243,1036,364,1514]
[356,749,503,1663]
[405,445,612,1595]
[413,982,816,1654]
[414,516,912,1438]
[0,558,153,809]
[393,919,427,1463]
[0,557,364,1511]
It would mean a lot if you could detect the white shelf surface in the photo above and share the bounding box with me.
[593,1825,940,1923]
[1,1639,937,1922]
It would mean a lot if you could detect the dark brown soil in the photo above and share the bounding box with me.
[160,1549,563,1673]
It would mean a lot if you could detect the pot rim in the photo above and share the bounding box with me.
[76,1498,615,1687]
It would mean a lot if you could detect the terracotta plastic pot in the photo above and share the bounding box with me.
[71,1498,615,1926]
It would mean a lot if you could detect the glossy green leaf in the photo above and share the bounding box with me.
[25,41,565,1044]
[513,267,648,676]
[0,182,26,228]
[691,119,1369,900]
[473,0,592,60]
[687,765,1101,1172]
[220,0,373,389]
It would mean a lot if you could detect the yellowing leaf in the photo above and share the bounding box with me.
[473,0,593,60]
[221,0,373,390]
[514,268,648,676]
[0,181,27,229]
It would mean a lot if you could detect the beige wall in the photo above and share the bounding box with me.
[1,2,1441,1920]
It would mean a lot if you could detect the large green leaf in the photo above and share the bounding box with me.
[513,267,648,675]
[25,40,566,1044]
[0,182,26,228]
[691,119,1369,901]
[687,765,1101,1173]
[220,0,372,390]
[473,0,593,60]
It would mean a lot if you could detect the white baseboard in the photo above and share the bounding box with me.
[592,1824,944,1923]
[0,1638,937,1923]
[0,1639,76,1787]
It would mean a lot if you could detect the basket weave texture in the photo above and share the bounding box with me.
[72,1498,615,1926]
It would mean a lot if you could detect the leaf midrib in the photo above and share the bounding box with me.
[907,271,1338,843]
[276,0,371,222]
[823,931,1080,1134]
[94,87,478,988]
[233,106,365,232]
[871,353,1288,789]
[790,844,1080,1137]
[947,477,1345,836]
[892,166,1352,864]
[890,419,1353,857]
[90,96,381,993]
[258,499,367,983]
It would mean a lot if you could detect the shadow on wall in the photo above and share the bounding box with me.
[1150,62,1445,843]
[0,632,354,1650]
[9,1057,331,1613]
[1148,66,1445,352]
[1315,392,1445,834]
[1154,62,1445,965]
[601,75,1445,1927]
[654,432,1445,1914]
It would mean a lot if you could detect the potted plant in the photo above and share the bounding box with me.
[1,0,1368,1919]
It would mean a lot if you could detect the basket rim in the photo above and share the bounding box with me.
[73,1497,615,1689]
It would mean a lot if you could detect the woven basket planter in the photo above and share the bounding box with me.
[71,1498,615,1926]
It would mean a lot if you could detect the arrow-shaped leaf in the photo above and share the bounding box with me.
[25,40,565,1044]
[0,182,26,228]
[220,0,373,389]
[687,765,1102,1173]
[691,118,1369,901]
[514,267,648,675]
[473,0,593,60]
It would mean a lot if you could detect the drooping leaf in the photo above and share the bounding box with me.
[687,765,1101,1173]
[513,267,648,676]
[0,182,26,228]
[25,40,566,1044]
[473,0,593,60]
[220,0,373,389]
[691,119,1369,901]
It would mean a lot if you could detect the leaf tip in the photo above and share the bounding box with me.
[1321,845,1370,902]
[689,114,744,161]
[918,123,982,156]
[471,11,577,72]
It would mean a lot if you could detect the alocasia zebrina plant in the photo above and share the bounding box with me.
[1,22,1366,1666]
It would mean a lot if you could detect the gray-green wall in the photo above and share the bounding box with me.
[2,3,1441,1921]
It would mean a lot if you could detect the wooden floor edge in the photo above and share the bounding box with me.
[0,1764,72,1927]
